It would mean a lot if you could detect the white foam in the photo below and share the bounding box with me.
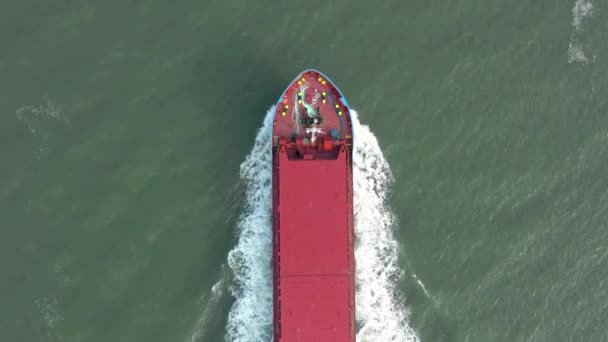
[225,108,275,342]
[351,111,420,342]
[16,96,68,136]
[15,96,69,158]
[225,108,419,341]
[572,0,594,30]
[568,0,595,64]
[189,275,227,342]
[35,296,63,330]
[568,42,589,64]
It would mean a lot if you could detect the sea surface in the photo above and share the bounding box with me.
[1,1,607,341]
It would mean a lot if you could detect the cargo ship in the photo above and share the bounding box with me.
[272,69,355,341]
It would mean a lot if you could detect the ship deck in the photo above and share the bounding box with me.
[272,70,355,342]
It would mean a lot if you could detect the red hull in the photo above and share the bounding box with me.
[272,70,355,342]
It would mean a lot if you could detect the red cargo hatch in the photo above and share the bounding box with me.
[279,276,351,341]
[276,148,353,341]
[278,152,349,276]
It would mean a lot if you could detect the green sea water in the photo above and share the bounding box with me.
[1,1,607,341]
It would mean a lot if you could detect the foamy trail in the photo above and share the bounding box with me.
[189,276,227,342]
[568,0,595,64]
[225,107,275,342]
[351,111,419,342]
[16,96,70,158]
[225,107,419,341]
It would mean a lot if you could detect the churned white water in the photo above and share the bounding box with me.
[189,272,228,342]
[225,107,419,342]
[568,0,595,64]
[351,111,419,342]
[225,108,275,342]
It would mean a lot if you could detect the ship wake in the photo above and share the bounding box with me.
[225,107,419,342]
